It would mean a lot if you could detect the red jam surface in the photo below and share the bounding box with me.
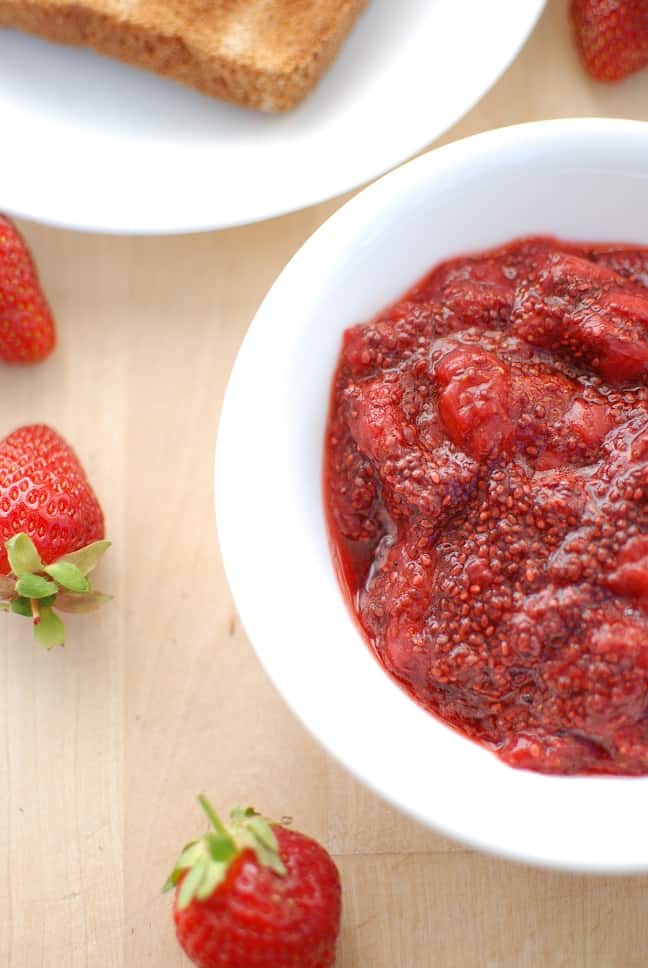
[325,236,648,775]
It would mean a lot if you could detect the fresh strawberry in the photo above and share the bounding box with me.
[165,796,342,968]
[0,216,56,363]
[571,0,648,82]
[0,425,111,648]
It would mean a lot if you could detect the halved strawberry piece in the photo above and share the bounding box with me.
[513,253,648,383]
[562,397,615,447]
[606,535,648,604]
[434,346,514,460]
[345,372,478,524]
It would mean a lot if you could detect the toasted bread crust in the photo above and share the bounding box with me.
[0,0,368,111]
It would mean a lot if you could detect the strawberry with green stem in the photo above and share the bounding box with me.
[165,795,342,968]
[0,424,111,647]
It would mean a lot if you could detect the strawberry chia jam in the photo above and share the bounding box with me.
[324,236,648,775]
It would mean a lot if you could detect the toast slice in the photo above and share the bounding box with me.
[0,0,368,111]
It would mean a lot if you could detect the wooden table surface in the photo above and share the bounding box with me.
[3,2,648,965]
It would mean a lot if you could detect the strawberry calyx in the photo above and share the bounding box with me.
[0,532,111,649]
[164,795,287,911]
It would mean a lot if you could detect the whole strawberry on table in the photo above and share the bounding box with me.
[165,796,342,968]
[571,0,648,81]
[0,215,56,363]
[0,424,111,648]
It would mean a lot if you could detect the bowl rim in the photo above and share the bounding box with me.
[216,117,648,874]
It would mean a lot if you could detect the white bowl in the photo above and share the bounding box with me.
[216,118,648,873]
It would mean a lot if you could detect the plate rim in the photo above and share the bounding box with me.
[0,0,546,234]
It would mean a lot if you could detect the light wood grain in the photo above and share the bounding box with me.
[2,1,648,965]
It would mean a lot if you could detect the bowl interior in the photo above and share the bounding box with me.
[216,119,648,872]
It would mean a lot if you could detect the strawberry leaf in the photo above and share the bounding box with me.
[165,797,287,910]
[34,607,65,649]
[61,540,111,576]
[230,808,286,876]
[196,862,227,900]
[15,574,58,599]
[2,534,112,650]
[163,841,204,893]
[244,814,280,853]
[6,534,42,577]
[10,597,32,618]
[178,856,208,911]
[44,561,89,593]
[55,591,112,614]
[162,874,178,893]
[176,841,204,871]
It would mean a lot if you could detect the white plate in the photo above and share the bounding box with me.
[216,119,648,873]
[0,0,545,233]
